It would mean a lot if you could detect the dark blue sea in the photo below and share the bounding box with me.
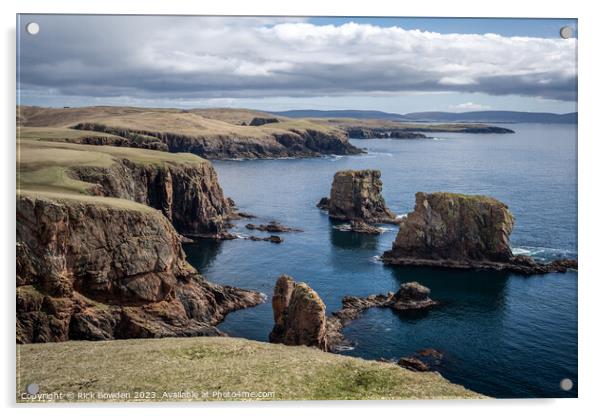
[184,123,578,398]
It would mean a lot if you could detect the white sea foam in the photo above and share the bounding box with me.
[371,255,383,263]
[512,246,577,260]
[333,345,355,352]
[395,213,408,221]
[333,224,352,232]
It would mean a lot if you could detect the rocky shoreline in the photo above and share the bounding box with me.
[16,194,265,343]
[268,275,437,353]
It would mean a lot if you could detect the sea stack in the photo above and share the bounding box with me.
[317,170,396,223]
[382,192,578,274]
[269,275,329,351]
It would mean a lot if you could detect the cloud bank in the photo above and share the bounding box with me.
[18,16,577,103]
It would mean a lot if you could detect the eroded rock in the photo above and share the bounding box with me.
[318,170,396,224]
[16,195,264,344]
[383,192,578,274]
[245,221,302,233]
[269,275,328,351]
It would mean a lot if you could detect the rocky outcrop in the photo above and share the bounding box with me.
[73,123,362,160]
[268,276,436,353]
[318,170,396,223]
[245,221,302,233]
[16,195,264,344]
[333,220,383,234]
[383,192,578,274]
[333,282,437,325]
[249,117,279,126]
[249,235,284,244]
[346,127,428,139]
[269,275,328,351]
[69,158,230,237]
[398,357,430,372]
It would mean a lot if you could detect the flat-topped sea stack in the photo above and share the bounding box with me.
[383,192,578,274]
[269,275,329,351]
[318,170,396,224]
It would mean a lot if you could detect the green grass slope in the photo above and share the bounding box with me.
[17,136,207,210]
[17,337,485,402]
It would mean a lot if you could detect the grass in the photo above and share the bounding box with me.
[16,137,209,207]
[16,337,484,402]
[17,126,126,142]
[18,106,345,140]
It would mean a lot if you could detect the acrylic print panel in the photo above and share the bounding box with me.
[16,14,578,402]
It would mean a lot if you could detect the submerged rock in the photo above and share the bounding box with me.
[249,235,284,244]
[318,170,396,223]
[269,275,328,351]
[382,192,578,275]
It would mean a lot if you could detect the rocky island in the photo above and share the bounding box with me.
[269,275,437,353]
[318,169,397,232]
[382,192,578,274]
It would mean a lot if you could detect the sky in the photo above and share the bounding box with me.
[17,15,578,114]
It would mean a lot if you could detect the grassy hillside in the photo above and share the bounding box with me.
[17,137,207,210]
[18,106,343,138]
[17,337,484,402]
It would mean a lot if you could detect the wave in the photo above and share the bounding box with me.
[512,245,577,261]
[332,345,355,352]
[395,213,408,221]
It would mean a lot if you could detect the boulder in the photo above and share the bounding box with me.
[319,170,396,223]
[383,192,578,274]
[269,275,328,351]
[398,357,430,372]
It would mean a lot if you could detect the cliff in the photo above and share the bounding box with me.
[318,170,396,223]
[71,158,229,237]
[72,122,361,160]
[17,106,362,160]
[16,193,263,344]
[382,192,578,274]
[17,140,263,343]
[19,140,231,237]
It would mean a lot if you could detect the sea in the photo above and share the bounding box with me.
[184,123,578,398]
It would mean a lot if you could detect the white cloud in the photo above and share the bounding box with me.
[19,16,577,102]
[449,102,492,111]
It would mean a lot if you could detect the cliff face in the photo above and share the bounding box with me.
[386,192,515,263]
[73,123,362,160]
[319,170,396,223]
[16,195,264,344]
[383,192,577,274]
[269,275,328,351]
[70,159,230,236]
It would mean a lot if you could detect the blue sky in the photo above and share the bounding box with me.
[17,15,578,114]
[309,17,577,38]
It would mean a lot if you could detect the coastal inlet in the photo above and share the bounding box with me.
[188,123,577,398]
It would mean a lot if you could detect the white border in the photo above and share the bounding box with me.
[2,1,601,415]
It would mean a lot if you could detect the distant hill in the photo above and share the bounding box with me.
[404,111,577,124]
[269,109,412,121]
[269,109,577,124]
